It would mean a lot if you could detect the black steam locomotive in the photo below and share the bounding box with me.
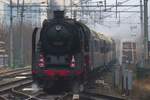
[32,11,116,93]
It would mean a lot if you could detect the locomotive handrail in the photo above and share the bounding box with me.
[32,28,38,67]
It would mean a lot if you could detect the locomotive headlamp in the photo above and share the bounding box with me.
[56,25,62,31]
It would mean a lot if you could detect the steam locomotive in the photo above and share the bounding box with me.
[32,11,116,93]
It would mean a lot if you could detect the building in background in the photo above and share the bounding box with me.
[120,39,137,65]
[148,41,150,60]
[0,41,8,67]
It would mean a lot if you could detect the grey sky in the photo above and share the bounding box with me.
[0,0,149,40]
[86,0,150,40]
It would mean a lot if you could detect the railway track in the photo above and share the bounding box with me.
[0,65,126,100]
[9,83,126,100]
[0,67,11,74]
[0,81,126,100]
[0,77,32,94]
[0,67,73,100]
[11,88,73,100]
[0,78,73,100]
[80,92,126,100]
[0,96,7,100]
[0,67,32,94]
[0,67,30,74]
[0,67,31,80]
[0,67,32,99]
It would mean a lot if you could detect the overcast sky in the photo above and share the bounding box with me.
[0,0,149,40]
[48,0,150,40]
[85,0,150,40]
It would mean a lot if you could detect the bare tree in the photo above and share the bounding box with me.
[12,21,33,67]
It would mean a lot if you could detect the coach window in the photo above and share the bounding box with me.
[101,40,104,53]
[99,40,101,52]
[95,40,99,52]
[104,41,107,53]
[107,42,110,52]
[94,40,97,52]
[96,40,99,52]
[108,43,111,51]
[110,43,112,51]
[107,43,109,52]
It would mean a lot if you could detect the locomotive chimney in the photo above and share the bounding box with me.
[53,11,65,19]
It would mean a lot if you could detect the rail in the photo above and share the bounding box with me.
[80,92,126,100]
[0,77,32,94]
[0,67,31,79]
